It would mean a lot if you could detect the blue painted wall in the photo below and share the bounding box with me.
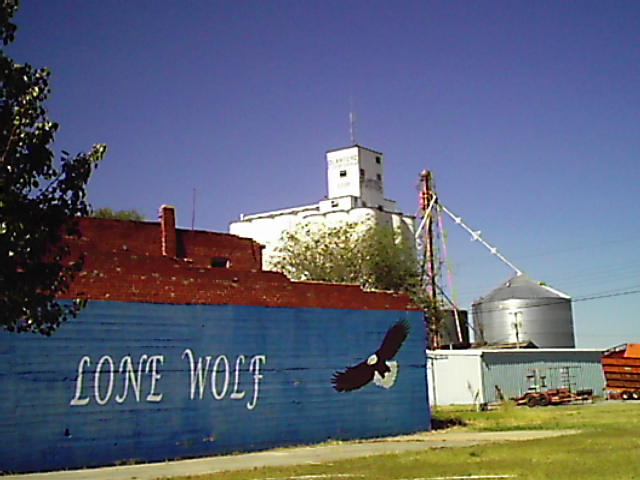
[0,301,429,473]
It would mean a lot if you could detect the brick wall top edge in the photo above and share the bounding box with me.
[64,216,419,311]
[76,216,262,269]
[77,217,260,244]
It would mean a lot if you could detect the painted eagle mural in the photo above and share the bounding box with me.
[331,320,410,392]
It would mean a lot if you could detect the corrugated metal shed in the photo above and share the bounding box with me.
[427,350,483,406]
[427,348,605,406]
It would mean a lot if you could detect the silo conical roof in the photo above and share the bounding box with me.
[474,274,570,304]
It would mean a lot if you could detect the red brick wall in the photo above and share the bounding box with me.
[64,215,419,311]
[176,229,262,269]
[75,216,262,270]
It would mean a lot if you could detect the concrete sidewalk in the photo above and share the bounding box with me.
[3,430,579,480]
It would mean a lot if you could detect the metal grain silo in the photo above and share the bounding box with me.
[472,274,575,348]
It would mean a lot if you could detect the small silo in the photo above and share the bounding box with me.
[472,274,575,348]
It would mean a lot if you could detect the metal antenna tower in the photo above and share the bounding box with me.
[349,96,356,145]
[416,171,448,349]
[415,170,523,349]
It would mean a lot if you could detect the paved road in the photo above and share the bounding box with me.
[4,430,579,480]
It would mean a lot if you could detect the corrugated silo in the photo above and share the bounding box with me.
[472,274,575,348]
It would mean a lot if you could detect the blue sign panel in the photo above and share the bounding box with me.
[0,301,429,473]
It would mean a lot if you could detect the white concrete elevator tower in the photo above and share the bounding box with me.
[322,145,398,213]
[230,144,413,270]
[327,145,384,207]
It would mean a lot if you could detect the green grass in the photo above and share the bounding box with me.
[158,402,640,480]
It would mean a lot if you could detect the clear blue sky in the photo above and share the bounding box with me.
[8,1,640,349]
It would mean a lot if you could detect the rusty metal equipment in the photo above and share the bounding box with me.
[513,388,593,407]
[512,368,592,407]
[601,343,640,400]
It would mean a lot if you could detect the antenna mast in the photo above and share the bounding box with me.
[349,96,356,145]
[415,170,524,349]
[191,188,197,231]
[417,170,444,349]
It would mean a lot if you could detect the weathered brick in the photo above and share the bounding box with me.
[61,216,419,312]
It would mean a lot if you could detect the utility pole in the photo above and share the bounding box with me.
[419,170,441,349]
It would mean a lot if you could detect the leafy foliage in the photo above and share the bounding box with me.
[91,207,145,221]
[271,219,421,295]
[1,1,106,335]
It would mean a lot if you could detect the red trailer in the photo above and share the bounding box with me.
[601,344,640,400]
[514,388,593,407]
[512,368,593,407]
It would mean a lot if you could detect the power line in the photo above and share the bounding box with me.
[573,288,640,303]
[444,249,640,300]
[512,234,640,260]
[463,286,640,315]
[421,196,640,313]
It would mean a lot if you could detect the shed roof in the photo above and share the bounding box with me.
[428,348,604,357]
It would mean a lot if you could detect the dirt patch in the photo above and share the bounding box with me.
[430,415,468,430]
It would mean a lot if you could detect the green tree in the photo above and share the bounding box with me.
[92,207,145,221]
[271,219,423,297]
[273,218,453,348]
[1,1,106,335]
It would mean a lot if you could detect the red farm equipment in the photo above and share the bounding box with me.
[601,344,640,400]
[512,367,593,407]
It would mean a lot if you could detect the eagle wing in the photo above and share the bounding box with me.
[376,320,410,361]
[331,361,375,392]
